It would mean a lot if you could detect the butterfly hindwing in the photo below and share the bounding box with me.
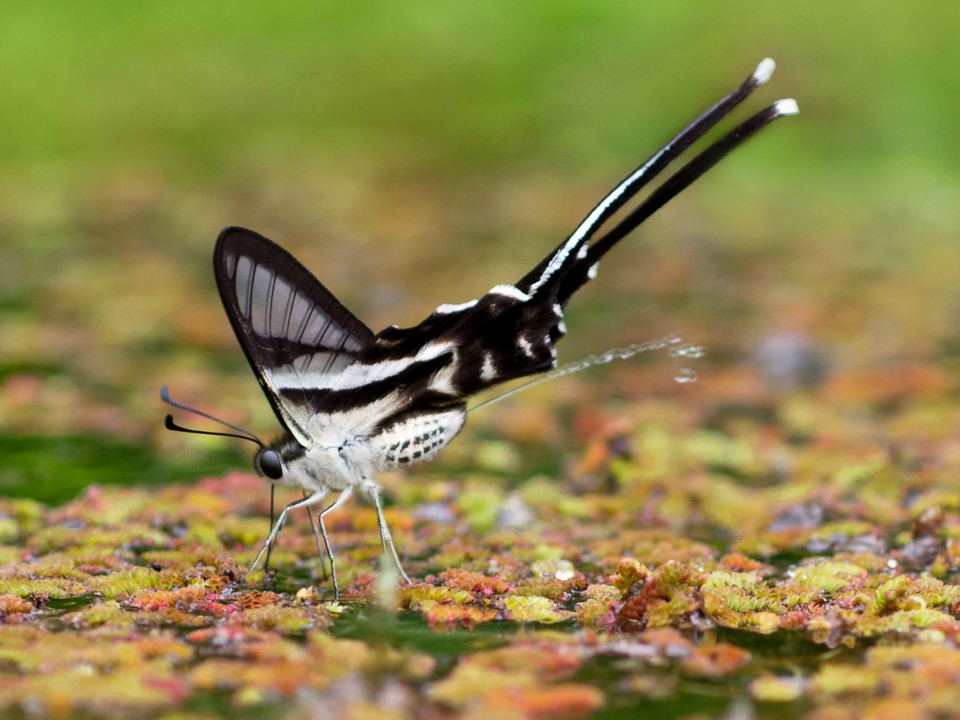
[214,226,376,444]
[338,295,548,414]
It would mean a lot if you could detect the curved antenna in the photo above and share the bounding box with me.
[468,335,684,414]
[160,385,264,447]
[163,414,264,447]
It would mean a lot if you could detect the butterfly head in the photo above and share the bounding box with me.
[251,436,308,484]
[254,447,284,480]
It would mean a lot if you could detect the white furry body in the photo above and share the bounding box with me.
[280,393,467,497]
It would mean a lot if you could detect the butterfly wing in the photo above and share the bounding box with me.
[214,226,376,445]
[371,288,560,401]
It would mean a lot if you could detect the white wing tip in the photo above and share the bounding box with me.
[774,98,800,116]
[753,58,776,85]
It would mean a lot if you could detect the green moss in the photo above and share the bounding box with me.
[62,601,130,629]
[501,595,572,624]
[454,484,505,533]
[86,568,185,599]
[791,561,868,594]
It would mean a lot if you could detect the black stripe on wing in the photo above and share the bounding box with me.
[214,226,376,443]
[370,289,560,399]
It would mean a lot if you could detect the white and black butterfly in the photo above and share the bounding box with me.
[163,59,796,595]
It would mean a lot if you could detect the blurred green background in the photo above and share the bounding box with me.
[1,2,958,500]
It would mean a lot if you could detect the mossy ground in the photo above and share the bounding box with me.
[3,4,960,718]
[2,360,960,718]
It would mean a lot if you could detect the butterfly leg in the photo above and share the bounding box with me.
[317,487,354,600]
[365,481,411,584]
[303,491,330,581]
[263,485,277,576]
[244,491,326,581]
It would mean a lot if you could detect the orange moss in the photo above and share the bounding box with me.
[491,684,605,720]
[0,594,33,617]
[439,568,514,596]
[720,553,774,574]
[232,590,281,610]
[681,641,751,677]
[420,601,498,631]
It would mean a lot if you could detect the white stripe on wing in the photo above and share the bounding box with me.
[271,340,455,391]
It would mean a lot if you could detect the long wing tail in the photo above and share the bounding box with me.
[516,58,797,307]
[375,59,798,399]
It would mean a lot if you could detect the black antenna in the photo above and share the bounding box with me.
[160,385,265,448]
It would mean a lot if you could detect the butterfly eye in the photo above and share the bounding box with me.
[255,449,284,480]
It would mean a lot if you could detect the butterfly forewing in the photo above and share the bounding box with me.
[214,227,377,444]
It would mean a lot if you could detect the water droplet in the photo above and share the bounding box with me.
[674,368,698,384]
[668,344,706,359]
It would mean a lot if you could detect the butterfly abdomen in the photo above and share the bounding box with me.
[372,404,467,469]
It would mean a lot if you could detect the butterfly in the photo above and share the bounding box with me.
[164,58,796,596]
